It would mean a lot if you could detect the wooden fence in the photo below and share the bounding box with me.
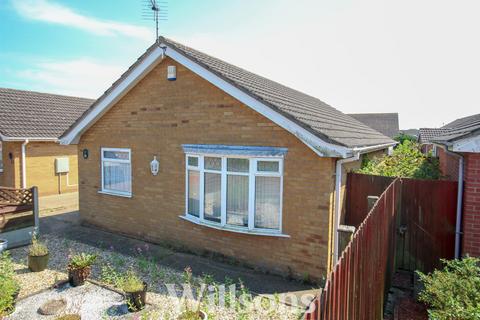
[0,186,39,247]
[305,174,457,319]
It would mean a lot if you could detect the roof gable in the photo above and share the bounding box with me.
[61,38,395,157]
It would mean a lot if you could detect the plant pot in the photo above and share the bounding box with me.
[178,310,208,320]
[68,266,91,287]
[125,282,147,312]
[0,238,8,253]
[28,253,49,272]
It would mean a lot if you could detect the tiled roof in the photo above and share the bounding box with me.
[418,128,450,144]
[159,38,394,148]
[0,88,93,139]
[348,113,399,138]
[433,113,480,143]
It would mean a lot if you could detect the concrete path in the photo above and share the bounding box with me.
[38,194,317,298]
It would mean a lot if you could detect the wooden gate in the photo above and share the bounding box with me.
[305,174,458,319]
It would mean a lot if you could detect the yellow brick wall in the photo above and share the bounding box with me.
[26,142,79,196]
[78,57,337,280]
[0,141,79,196]
[0,142,21,188]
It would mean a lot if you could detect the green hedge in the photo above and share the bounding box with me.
[357,140,441,180]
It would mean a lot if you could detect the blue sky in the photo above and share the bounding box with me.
[1,0,479,129]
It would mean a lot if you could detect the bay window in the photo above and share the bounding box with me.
[183,145,286,235]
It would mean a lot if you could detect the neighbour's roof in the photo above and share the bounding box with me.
[0,88,93,140]
[160,38,394,148]
[418,128,450,144]
[433,113,480,143]
[63,37,395,150]
[348,113,399,138]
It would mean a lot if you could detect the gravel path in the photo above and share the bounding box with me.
[7,233,304,319]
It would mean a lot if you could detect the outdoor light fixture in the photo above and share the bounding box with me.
[82,149,89,159]
[150,156,159,176]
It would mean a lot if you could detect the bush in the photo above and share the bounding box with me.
[28,232,48,257]
[417,257,480,320]
[68,253,97,269]
[118,270,144,292]
[0,252,20,316]
[357,140,441,179]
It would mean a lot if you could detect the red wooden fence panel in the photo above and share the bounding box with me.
[345,173,394,228]
[306,175,457,319]
[397,178,457,272]
[305,179,400,320]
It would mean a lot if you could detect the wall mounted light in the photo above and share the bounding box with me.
[150,156,159,176]
[82,149,89,159]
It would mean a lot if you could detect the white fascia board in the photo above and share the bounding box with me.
[452,134,480,153]
[60,46,165,145]
[164,47,349,158]
[0,134,58,142]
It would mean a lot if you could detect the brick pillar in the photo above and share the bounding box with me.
[462,153,480,257]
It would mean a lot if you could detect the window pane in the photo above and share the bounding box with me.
[204,157,221,170]
[103,161,131,193]
[104,150,129,160]
[226,175,249,227]
[227,158,249,173]
[257,161,279,172]
[204,173,221,222]
[255,176,281,230]
[188,156,198,167]
[188,170,200,217]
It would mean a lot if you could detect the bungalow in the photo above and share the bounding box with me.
[60,37,396,280]
[0,88,93,196]
[430,113,480,258]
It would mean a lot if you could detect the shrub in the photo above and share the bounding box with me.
[0,252,20,316]
[118,270,144,292]
[68,253,97,269]
[357,140,441,179]
[28,232,48,257]
[417,257,480,320]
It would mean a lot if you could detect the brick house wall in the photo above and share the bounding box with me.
[0,141,79,196]
[77,57,361,280]
[462,153,480,257]
[437,147,459,181]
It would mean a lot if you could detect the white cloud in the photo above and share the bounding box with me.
[17,59,125,98]
[11,0,153,42]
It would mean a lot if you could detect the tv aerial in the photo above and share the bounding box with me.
[142,0,168,41]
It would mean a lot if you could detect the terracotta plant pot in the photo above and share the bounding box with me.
[28,253,49,272]
[125,282,147,312]
[68,266,91,287]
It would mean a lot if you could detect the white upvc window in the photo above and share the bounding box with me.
[184,147,285,236]
[100,148,132,197]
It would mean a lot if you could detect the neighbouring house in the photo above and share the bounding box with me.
[60,37,396,280]
[0,88,93,196]
[348,113,399,138]
[430,113,480,258]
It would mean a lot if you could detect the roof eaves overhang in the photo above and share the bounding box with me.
[0,133,58,142]
[60,41,391,159]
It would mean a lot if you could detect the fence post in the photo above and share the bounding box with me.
[367,196,379,211]
[32,186,39,232]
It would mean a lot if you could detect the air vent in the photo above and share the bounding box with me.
[167,66,176,81]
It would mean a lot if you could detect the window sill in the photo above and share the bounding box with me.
[179,215,290,238]
[98,190,132,198]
